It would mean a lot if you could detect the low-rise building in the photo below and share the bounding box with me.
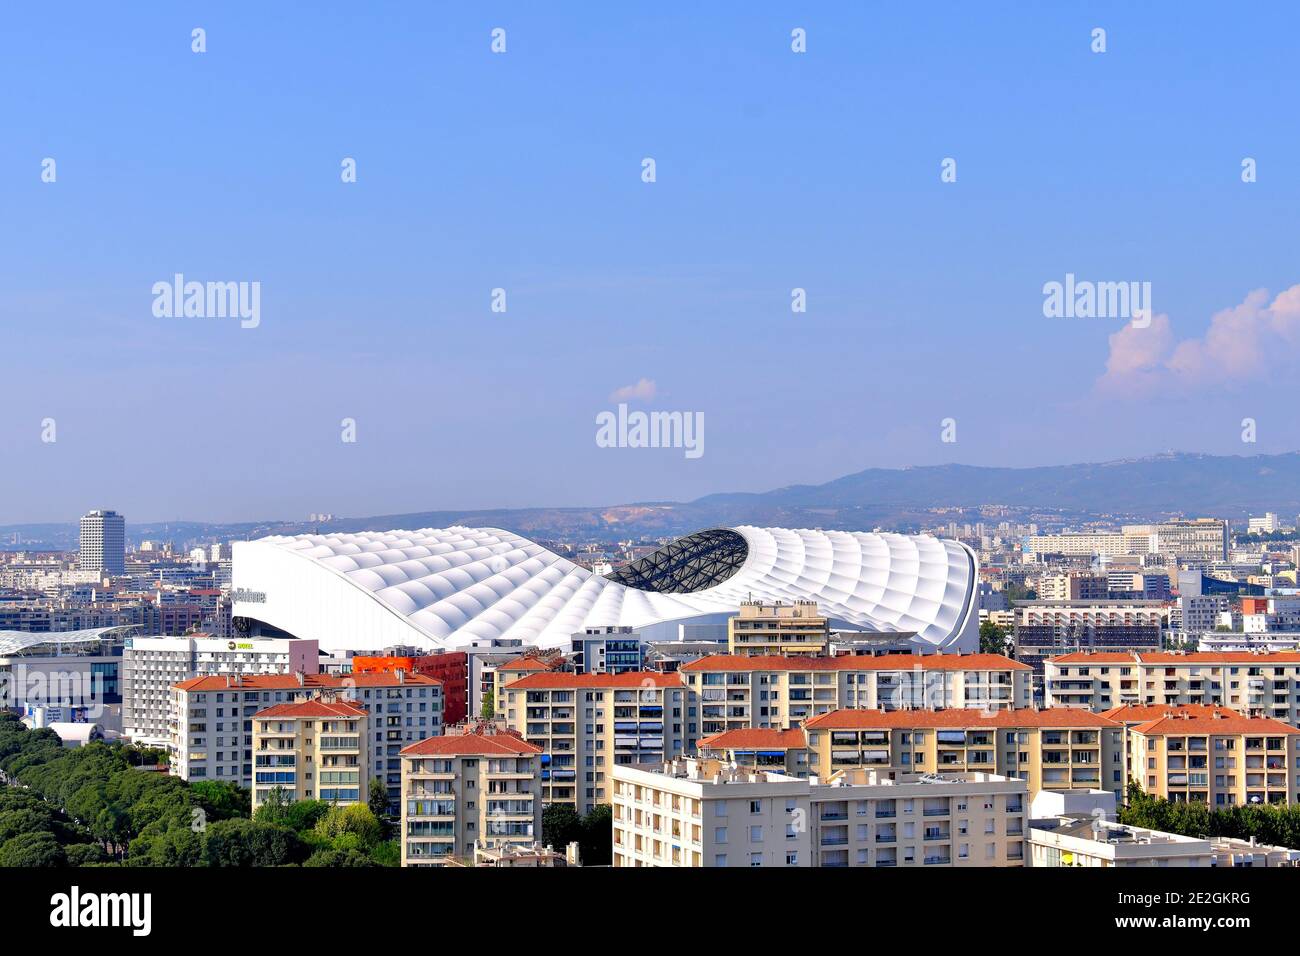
[250,698,370,810]
[1029,815,1213,867]
[399,723,543,866]
[728,600,829,657]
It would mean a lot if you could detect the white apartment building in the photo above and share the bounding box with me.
[169,671,442,809]
[1029,815,1213,867]
[611,758,1027,868]
[122,634,319,746]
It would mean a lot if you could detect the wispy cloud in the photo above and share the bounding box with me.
[609,378,657,403]
[1097,284,1300,396]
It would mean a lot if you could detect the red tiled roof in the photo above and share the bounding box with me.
[803,707,1119,730]
[1101,704,1241,722]
[698,728,807,751]
[253,700,368,719]
[503,671,683,690]
[1131,713,1300,736]
[400,729,541,757]
[174,672,441,691]
[681,653,1029,673]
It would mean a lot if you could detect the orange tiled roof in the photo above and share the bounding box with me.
[699,728,808,751]
[803,707,1119,730]
[682,653,1029,673]
[253,699,368,719]
[1131,713,1300,736]
[400,729,542,757]
[504,671,683,689]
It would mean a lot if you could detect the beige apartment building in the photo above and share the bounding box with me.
[399,723,543,866]
[250,698,370,810]
[499,671,690,813]
[611,757,1027,868]
[1128,710,1300,806]
[804,707,1124,800]
[1102,703,1235,783]
[1045,651,1300,725]
[681,653,1031,736]
[728,600,829,657]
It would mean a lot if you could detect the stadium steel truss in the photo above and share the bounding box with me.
[606,528,748,593]
[231,525,979,653]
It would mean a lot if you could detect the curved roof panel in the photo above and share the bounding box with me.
[232,526,977,653]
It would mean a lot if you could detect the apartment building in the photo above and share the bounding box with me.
[1101,704,1238,783]
[803,708,1124,800]
[250,699,370,810]
[610,757,1027,868]
[491,652,565,713]
[123,634,319,746]
[1029,815,1213,867]
[1023,532,1149,558]
[1045,651,1300,726]
[1038,573,1109,602]
[697,728,810,776]
[499,671,691,813]
[727,600,829,657]
[1129,710,1300,806]
[169,671,442,809]
[1130,518,1229,562]
[681,653,1032,735]
[399,724,542,866]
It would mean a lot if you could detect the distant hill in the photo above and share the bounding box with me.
[6,451,1300,547]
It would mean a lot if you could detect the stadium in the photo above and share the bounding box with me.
[230,525,979,654]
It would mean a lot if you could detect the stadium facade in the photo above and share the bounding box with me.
[230,526,978,654]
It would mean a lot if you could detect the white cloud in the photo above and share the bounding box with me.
[1097,283,1300,396]
[609,378,657,403]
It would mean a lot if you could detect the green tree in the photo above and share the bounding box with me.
[0,831,66,867]
[314,804,383,849]
[368,778,388,820]
[481,690,495,719]
[201,819,303,867]
[978,620,1009,656]
[541,803,581,850]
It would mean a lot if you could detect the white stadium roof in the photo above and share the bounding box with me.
[231,526,978,653]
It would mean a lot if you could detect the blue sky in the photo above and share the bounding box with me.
[4,2,1300,523]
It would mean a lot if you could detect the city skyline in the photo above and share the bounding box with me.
[6,5,1300,523]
